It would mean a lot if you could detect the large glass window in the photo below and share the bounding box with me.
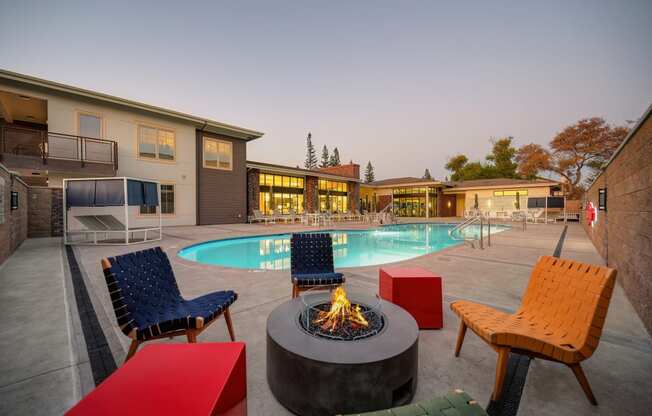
[139,125,176,161]
[258,173,305,214]
[392,186,438,217]
[78,113,102,139]
[203,137,232,170]
[317,179,349,213]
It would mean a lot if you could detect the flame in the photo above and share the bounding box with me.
[313,286,369,332]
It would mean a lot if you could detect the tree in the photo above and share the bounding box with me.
[516,118,629,196]
[486,137,518,178]
[364,161,375,183]
[304,132,317,169]
[444,155,468,181]
[320,145,330,168]
[329,147,341,166]
[423,168,432,179]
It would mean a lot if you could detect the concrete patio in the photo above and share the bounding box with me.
[1,220,651,415]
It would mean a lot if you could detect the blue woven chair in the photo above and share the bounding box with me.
[290,233,344,297]
[101,247,237,362]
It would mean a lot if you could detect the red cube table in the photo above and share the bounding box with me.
[66,342,247,416]
[379,267,443,329]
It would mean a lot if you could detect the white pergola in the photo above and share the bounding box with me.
[63,177,162,245]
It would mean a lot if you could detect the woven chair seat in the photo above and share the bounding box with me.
[292,272,344,287]
[290,233,345,296]
[104,247,238,341]
[451,300,584,363]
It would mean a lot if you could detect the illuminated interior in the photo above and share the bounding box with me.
[259,173,305,214]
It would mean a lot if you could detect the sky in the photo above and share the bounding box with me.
[1,0,650,180]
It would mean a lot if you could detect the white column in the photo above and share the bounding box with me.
[425,187,429,219]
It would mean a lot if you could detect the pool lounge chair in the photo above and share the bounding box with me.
[451,256,617,405]
[101,247,237,362]
[250,209,275,224]
[290,233,344,298]
[71,214,161,244]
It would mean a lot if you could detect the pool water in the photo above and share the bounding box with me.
[178,223,509,270]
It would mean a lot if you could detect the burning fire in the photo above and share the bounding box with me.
[313,286,369,332]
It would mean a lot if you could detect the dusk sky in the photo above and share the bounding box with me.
[1,1,650,180]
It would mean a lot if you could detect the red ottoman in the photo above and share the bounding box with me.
[379,267,443,329]
[66,342,247,416]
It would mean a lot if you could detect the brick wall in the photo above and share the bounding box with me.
[247,168,260,216]
[0,164,28,266]
[317,163,360,179]
[583,109,652,334]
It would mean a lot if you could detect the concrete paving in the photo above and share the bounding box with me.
[2,221,651,415]
[0,238,88,415]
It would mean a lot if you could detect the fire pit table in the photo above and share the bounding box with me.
[266,286,419,416]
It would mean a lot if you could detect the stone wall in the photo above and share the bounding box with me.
[305,176,318,213]
[348,181,360,213]
[0,164,29,266]
[583,107,652,334]
[247,168,260,216]
[27,187,63,238]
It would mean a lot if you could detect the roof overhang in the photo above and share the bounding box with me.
[0,68,264,141]
[362,181,443,189]
[443,182,559,192]
[246,161,360,183]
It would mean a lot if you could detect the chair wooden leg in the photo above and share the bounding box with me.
[186,330,198,343]
[454,321,467,357]
[292,283,298,298]
[491,347,510,401]
[224,308,236,341]
[569,363,598,405]
[125,339,140,363]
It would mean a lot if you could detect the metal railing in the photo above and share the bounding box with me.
[0,125,118,170]
[449,214,492,249]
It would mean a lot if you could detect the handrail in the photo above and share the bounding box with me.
[0,125,117,170]
[449,214,492,249]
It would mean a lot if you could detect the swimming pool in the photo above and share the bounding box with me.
[178,223,510,270]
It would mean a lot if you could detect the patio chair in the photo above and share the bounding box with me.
[101,247,237,362]
[251,209,274,224]
[290,233,344,298]
[451,256,617,405]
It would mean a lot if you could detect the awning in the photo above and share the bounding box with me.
[66,179,159,208]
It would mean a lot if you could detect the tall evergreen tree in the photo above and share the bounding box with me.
[329,147,341,166]
[320,145,330,168]
[304,132,317,169]
[364,161,375,183]
[423,168,432,179]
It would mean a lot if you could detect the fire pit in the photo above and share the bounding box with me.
[267,285,419,416]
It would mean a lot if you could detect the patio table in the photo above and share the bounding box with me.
[65,343,247,416]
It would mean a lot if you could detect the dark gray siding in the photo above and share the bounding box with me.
[196,131,247,225]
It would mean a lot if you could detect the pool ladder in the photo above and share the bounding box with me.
[449,215,491,249]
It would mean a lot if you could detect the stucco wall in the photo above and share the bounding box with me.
[0,81,197,226]
[583,111,652,334]
[458,186,550,212]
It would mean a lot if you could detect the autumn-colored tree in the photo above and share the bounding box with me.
[516,117,628,197]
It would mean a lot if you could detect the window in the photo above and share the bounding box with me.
[203,137,232,170]
[494,189,528,197]
[258,173,304,189]
[138,125,176,161]
[78,113,102,139]
[140,184,174,215]
[160,184,175,214]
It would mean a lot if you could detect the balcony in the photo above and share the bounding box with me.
[0,124,117,176]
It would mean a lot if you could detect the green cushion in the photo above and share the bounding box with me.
[340,391,487,416]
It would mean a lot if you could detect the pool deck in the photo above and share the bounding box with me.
[1,219,651,415]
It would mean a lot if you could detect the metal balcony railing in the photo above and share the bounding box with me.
[0,125,118,170]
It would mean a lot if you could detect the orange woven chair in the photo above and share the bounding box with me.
[451,256,616,405]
